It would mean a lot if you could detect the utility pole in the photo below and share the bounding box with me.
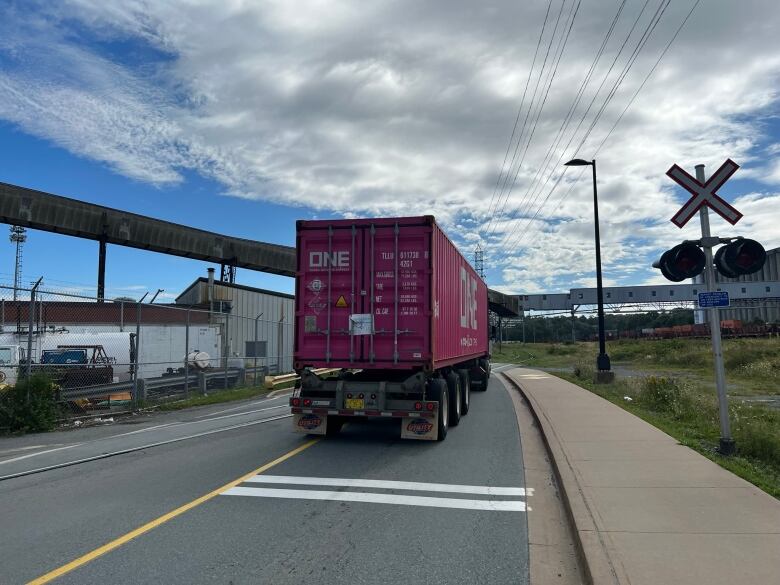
[10,226,26,302]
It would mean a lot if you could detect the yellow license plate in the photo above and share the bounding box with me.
[345,398,364,410]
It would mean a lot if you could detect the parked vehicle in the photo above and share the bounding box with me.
[291,216,490,441]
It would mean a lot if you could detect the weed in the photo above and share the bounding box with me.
[0,375,60,433]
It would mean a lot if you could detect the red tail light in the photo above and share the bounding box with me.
[426,402,435,411]
[414,402,423,411]
[303,398,312,407]
[291,398,301,407]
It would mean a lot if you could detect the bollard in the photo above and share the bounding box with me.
[198,371,207,395]
[134,378,147,405]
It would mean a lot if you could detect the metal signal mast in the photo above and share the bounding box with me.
[9,226,27,301]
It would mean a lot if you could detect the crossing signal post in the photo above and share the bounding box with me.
[657,160,767,456]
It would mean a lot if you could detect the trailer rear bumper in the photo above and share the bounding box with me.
[290,406,439,440]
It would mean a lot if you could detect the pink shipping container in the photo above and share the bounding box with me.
[294,215,488,371]
[291,216,492,441]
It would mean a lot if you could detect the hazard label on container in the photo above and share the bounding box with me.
[335,295,348,308]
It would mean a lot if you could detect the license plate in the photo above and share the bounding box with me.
[345,398,364,410]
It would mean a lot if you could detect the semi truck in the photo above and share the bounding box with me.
[291,216,491,441]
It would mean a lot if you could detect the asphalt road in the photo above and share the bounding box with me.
[0,366,529,584]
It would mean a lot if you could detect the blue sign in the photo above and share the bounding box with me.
[698,291,730,308]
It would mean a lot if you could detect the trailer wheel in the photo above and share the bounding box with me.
[457,369,470,415]
[445,371,462,427]
[428,378,448,441]
[472,358,490,392]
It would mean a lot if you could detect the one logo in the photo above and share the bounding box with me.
[308,279,324,293]
[297,414,323,430]
[309,251,350,268]
[459,265,478,331]
[406,420,434,435]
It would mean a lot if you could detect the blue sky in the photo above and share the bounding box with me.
[1,1,779,301]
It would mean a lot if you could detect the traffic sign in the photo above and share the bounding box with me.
[667,159,742,228]
[698,291,730,308]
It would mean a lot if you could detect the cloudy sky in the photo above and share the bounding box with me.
[0,0,778,300]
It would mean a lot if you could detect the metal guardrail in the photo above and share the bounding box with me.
[58,366,268,402]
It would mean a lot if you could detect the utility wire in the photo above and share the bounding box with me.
[498,0,632,244]
[485,0,570,239]
[488,0,580,239]
[483,0,553,237]
[503,0,677,256]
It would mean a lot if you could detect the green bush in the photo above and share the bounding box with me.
[0,375,59,433]
[636,376,696,419]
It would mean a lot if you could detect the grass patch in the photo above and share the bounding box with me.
[155,382,295,411]
[561,370,780,498]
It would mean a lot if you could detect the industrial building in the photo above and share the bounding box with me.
[696,246,780,324]
[175,271,295,373]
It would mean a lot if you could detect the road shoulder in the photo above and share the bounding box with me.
[500,371,584,585]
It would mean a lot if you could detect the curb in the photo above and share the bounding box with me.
[500,371,627,585]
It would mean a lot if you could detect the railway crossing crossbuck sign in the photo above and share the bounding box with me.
[667,159,743,228]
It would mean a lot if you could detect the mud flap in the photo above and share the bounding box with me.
[293,413,328,435]
[401,415,438,441]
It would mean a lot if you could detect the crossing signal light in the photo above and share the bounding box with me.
[653,243,706,282]
[714,239,766,278]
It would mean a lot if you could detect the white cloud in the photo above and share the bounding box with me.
[1,0,779,294]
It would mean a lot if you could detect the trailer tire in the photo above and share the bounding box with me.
[445,371,462,427]
[457,369,470,415]
[428,378,448,441]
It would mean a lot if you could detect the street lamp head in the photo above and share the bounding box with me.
[564,158,593,167]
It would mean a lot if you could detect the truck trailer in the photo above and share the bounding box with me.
[291,216,491,441]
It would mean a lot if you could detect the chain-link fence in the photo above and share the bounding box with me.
[0,284,294,416]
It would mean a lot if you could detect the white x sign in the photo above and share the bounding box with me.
[667,159,742,228]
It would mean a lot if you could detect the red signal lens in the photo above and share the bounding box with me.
[303,398,312,407]
[414,402,423,411]
[426,402,435,411]
[291,398,301,407]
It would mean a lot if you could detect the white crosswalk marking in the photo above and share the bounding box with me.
[222,486,527,511]
[244,475,531,496]
[221,475,530,511]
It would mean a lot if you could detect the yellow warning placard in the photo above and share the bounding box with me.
[335,295,348,308]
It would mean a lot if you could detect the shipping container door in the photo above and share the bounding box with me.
[296,225,362,363]
[363,221,431,366]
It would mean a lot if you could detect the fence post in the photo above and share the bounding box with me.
[184,308,190,398]
[133,301,141,406]
[26,279,43,394]
[198,371,207,395]
[224,312,230,390]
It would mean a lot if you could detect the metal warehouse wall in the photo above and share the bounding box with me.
[177,279,296,372]
[712,247,780,323]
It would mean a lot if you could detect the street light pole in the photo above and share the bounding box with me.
[565,158,612,380]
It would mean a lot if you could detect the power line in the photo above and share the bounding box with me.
[497,0,633,245]
[503,0,680,256]
[488,0,580,239]
[482,0,553,237]
[484,0,570,239]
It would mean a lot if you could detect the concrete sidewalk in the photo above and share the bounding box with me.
[504,368,780,585]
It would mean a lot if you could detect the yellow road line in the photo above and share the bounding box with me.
[27,438,320,585]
